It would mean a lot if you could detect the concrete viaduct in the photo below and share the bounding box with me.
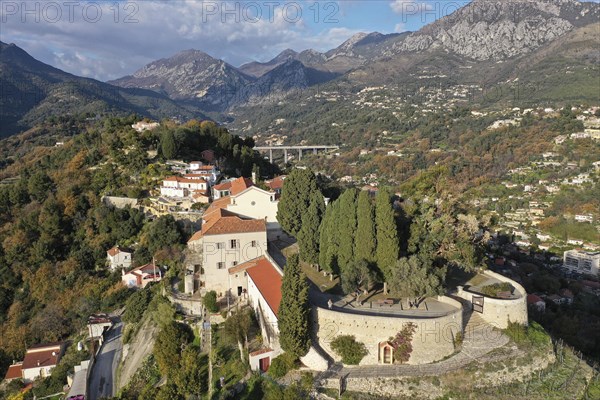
[254,145,340,164]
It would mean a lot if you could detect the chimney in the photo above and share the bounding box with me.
[251,171,257,184]
[37,360,40,367]
[52,351,56,357]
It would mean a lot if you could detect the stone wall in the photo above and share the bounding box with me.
[456,270,528,329]
[312,296,463,365]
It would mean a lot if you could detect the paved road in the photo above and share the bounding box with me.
[89,320,123,400]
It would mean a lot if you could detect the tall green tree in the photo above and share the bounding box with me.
[336,189,358,274]
[154,321,193,376]
[388,256,445,304]
[376,188,399,293]
[318,200,339,274]
[161,131,178,159]
[355,190,376,263]
[277,169,322,237]
[223,308,253,361]
[27,171,54,202]
[278,254,310,358]
[297,191,325,265]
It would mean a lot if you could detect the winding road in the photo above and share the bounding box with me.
[89,320,123,400]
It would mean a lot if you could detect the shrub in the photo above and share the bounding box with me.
[505,321,551,349]
[122,289,152,323]
[267,352,297,379]
[203,291,219,313]
[330,335,368,365]
[480,282,513,297]
[391,323,417,364]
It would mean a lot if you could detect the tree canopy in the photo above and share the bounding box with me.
[277,168,323,237]
[278,254,310,358]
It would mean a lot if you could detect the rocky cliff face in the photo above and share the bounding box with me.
[391,0,600,60]
[110,49,254,110]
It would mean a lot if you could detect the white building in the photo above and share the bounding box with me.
[245,255,284,372]
[227,186,281,238]
[160,175,209,198]
[122,263,162,288]
[106,246,132,270]
[21,343,65,382]
[564,250,600,276]
[187,208,267,298]
[575,214,594,223]
[190,165,220,185]
[131,121,160,132]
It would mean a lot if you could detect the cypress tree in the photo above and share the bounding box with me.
[355,190,376,263]
[298,191,324,265]
[376,188,400,292]
[336,189,358,275]
[278,253,311,358]
[277,169,321,237]
[318,201,336,273]
[161,131,178,159]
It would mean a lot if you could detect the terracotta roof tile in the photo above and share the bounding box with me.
[214,181,232,191]
[107,247,120,257]
[265,176,286,190]
[22,343,63,370]
[246,256,282,316]
[203,196,231,217]
[203,215,266,236]
[4,363,22,380]
[230,177,254,196]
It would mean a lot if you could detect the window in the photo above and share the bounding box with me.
[230,239,238,249]
[582,260,592,271]
[216,242,225,250]
[217,262,225,269]
[232,261,238,267]
[251,240,257,248]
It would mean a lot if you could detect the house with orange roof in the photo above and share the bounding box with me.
[187,209,267,298]
[121,263,162,289]
[244,255,284,372]
[213,180,233,200]
[106,245,132,270]
[160,175,209,198]
[189,165,220,184]
[6,342,66,382]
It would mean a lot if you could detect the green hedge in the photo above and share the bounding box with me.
[330,335,368,365]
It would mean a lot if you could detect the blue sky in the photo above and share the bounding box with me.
[0,1,468,80]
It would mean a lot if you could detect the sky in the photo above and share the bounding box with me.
[0,0,470,81]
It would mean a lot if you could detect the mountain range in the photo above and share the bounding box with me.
[1,0,599,138]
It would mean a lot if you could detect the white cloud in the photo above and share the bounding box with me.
[394,23,408,33]
[0,0,357,81]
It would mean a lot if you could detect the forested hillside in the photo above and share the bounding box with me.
[0,115,272,375]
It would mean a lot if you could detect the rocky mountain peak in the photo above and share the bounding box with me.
[392,0,600,60]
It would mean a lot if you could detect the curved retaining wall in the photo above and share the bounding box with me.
[456,270,528,329]
[312,296,463,365]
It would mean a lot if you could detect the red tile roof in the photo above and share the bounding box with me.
[213,181,232,191]
[22,343,63,370]
[188,209,266,241]
[203,214,266,236]
[107,246,120,257]
[527,294,544,304]
[203,196,231,217]
[246,257,282,317]
[265,176,286,191]
[230,177,254,196]
[4,363,22,380]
